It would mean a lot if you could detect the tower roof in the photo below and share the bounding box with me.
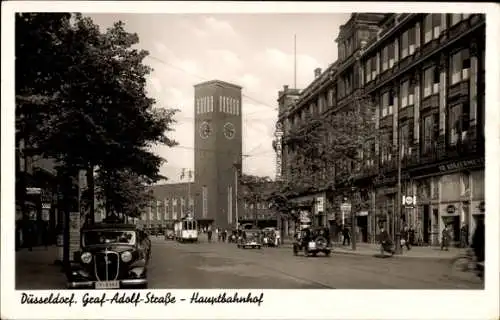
[194,80,242,90]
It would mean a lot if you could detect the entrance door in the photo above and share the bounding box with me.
[423,205,430,244]
[357,216,368,242]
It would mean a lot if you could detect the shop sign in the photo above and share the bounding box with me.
[446,205,456,214]
[26,187,41,195]
[438,158,484,172]
[316,197,324,213]
[402,195,417,208]
[356,211,369,216]
[299,210,311,223]
[340,202,352,213]
[42,210,50,221]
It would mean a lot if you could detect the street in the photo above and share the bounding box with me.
[147,238,483,289]
[15,237,483,290]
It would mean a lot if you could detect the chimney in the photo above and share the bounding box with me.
[314,68,322,78]
[283,85,289,92]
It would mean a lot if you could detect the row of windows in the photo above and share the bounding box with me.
[378,48,471,118]
[195,96,241,115]
[364,14,472,85]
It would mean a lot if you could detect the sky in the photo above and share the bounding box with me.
[87,13,350,183]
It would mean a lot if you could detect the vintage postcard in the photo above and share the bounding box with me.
[1,1,499,319]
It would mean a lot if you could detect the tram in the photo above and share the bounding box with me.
[174,215,198,243]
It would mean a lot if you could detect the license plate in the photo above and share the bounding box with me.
[95,281,120,289]
[308,242,316,248]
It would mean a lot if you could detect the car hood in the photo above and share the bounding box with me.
[82,244,136,254]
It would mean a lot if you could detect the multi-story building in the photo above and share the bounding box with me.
[276,13,485,245]
[135,182,195,232]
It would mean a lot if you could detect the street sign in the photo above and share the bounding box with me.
[402,195,417,208]
[340,202,352,212]
[26,187,41,195]
[316,197,324,212]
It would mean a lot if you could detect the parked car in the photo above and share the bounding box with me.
[237,229,262,249]
[293,227,331,257]
[66,223,151,289]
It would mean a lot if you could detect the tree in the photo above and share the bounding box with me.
[95,168,153,219]
[239,175,272,227]
[16,13,179,221]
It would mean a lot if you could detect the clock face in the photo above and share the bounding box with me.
[224,122,236,139]
[199,121,212,139]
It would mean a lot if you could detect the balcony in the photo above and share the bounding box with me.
[419,145,438,165]
[448,80,469,100]
[421,94,439,112]
[420,38,440,57]
[398,105,414,121]
[379,114,393,128]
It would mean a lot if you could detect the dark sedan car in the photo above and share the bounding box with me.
[293,227,331,257]
[67,223,151,289]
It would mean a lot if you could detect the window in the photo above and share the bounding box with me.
[451,14,469,26]
[400,80,409,108]
[365,58,372,83]
[327,88,334,106]
[371,56,377,79]
[365,140,375,167]
[450,49,470,85]
[381,91,394,117]
[380,132,392,163]
[423,66,440,97]
[400,123,411,157]
[424,14,441,44]
[389,42,395,68]
[382,46,389,71]
[422,114,436,153]
[448,104,461,146]
[401,30,409,58]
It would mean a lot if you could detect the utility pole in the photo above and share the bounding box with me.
[233,162,241,229]
[395,126,403,254]
[351,186,357,251]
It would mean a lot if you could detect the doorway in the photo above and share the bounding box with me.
[357,216,368,242]
[423,205,430,244]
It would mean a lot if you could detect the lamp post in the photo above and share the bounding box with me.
[233,162,241,229]
[394,126,403,254]
[351,186,357,251]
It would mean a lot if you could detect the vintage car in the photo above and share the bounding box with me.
[164,229,175,240]
[237,229,262,249]
[293,227,331,257]
[67,223,151,289]
[262,228,277,247]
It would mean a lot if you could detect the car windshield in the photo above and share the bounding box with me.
[245,231,259,239]
[83,230,136,246]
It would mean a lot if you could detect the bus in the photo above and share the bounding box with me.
[174,215,198,243]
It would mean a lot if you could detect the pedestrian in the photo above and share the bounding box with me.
[222,229,227,242]
[216,228,221,242]
[342,226,350,246]
[400,225,411,251]
[471,216,484,263]
[460,223,469,248]
[379,226,394,255]
[207,226,212,243]
[408,225,415,246]
[441,224,450,251]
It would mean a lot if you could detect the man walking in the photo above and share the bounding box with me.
[401,225,411,251]
[342,226,350,246]
[460,223,469,248]
[441,224,451,251]
[207,225,212,243]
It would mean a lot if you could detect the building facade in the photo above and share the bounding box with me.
[193,80,243,230]
[276,13,485,245]
[135,182,195,231]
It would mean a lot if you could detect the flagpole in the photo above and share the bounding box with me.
[294,34,297,89]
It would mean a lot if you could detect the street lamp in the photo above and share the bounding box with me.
[233,161,242,229]
[394,125,403,255]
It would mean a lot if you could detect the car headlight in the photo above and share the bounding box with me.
[121,251,132,263]
[81,252,92,264]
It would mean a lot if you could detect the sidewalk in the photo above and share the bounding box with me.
[15,246,66,290]
[281,241,462,260]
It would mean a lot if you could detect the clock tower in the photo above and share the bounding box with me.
[193,80,242,229]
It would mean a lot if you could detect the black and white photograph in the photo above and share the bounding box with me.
[2,2,499,320]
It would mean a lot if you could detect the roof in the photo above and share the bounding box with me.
[194,80,242,90]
